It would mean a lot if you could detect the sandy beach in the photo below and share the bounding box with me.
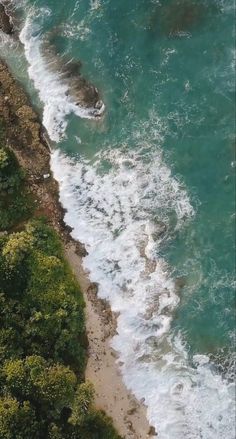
[0,59,154,438]
[66,243,152,439]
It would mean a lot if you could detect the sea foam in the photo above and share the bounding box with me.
[5,1,235,437]
[50,141,234,439]
[18,7,104,142]
[51,146,235,438]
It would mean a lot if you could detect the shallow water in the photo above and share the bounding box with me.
[1,0,235,437]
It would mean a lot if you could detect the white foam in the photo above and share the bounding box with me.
[51,143,235,438]
[0,28,16,53]
[90,0,101,11]
[5,1,235,436]
[18,7,103,142]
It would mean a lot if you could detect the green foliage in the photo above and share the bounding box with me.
[70,409,121,439]
[0,396,40,439]
[0,146,23,193]
[0,123,120,438]
[0,222,86,369]
[48,424,65,439]
[0,231,33,297]
[0,218,121,438]
[69,382,94,426]
[0,146,33,231]
[0,149,9,170]
[25,219,64,258]
[3,356,77,417]
[3,231,33,268]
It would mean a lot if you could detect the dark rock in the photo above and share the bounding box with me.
[0,4,13,34]
[95,99,103,109]
[41,39,103,112]
[175,276,186,291]
[87,282,99,299]
[148,426,158,436]
[149,0,206,38]
[16,105,38,122]
[146,336,158,349]
[152,220,167,240]
[75,241,88,257]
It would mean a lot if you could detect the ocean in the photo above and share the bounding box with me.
[1,0,235,437]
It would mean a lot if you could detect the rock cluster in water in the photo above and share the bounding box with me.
[0,6,103,115]
[42,37,104,113]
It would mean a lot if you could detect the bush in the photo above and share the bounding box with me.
[0,221,86,370]
[3,356,77,417]
[0,396,40,439]
[0,146,32,231]
[0,231,33,297]
[71,409,121,439]
[0,113,121,437]
[0,147,23,194]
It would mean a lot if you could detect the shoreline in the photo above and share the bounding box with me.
[0,60,153,438]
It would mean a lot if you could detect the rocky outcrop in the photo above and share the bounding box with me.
[0,61,68,235]
[0,3,13,34]
[0,63,48,174]
[75,241,88,257]
[0,7,103,115]
[42,39,104,113]
[148,426,157,436]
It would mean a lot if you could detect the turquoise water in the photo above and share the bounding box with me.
[1,0,235,437]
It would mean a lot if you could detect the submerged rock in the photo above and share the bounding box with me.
[175,276,186,291]
[69,71,101,110]
[149,0,210,38]
[42,38,104,113]
[149,219,167,241]
[148,425,158,436]
[0,3,13,34]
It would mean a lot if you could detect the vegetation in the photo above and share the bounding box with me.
[0,128,120,438]
[0,125,33,231]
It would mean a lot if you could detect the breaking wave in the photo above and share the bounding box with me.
[18,6,104,142]
[50,141,235,438]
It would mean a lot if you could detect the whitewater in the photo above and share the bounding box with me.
[1,0,235,437]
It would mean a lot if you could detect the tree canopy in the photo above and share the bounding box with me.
[0,141,120,438]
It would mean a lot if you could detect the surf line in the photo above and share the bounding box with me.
[1,1,105,142]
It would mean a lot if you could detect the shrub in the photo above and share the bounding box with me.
[0,146,32,231]
[0,396,40,439]
[0,147,23,194]
[0,115,120,438]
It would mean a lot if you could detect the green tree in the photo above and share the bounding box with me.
[69,382,94,427]
[68,409,121,439]
[3,356,77,417]
[0,147,23,194]
[0,146,32,230]
[2,232,33,268]
[48,423,65,439]
[0,395,40,439]
[0,231,33,295]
